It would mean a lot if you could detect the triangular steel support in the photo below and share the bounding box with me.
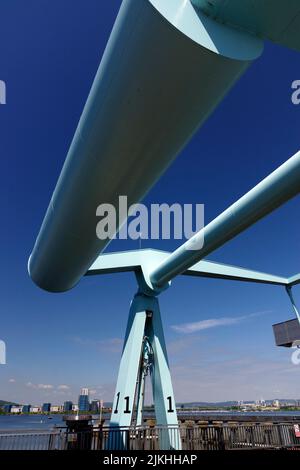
[108,292,181,450]
[86,249,300,450]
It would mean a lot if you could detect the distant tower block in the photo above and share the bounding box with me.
[78,387,90,412]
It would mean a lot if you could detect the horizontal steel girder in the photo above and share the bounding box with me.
[86,249,295,295]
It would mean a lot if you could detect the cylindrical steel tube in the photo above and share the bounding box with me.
[150,150,300,289]
[29,0,262,292]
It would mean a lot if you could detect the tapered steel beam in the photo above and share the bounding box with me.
[150,150,300,289]
[87,249,288,290]
[288,273,300,287]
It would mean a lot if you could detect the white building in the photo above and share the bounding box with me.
[80,388,89,396]
[50,405,62,413]
[30,406,41,413]
[72,404,79,412]
[255,399,266,407]
[10,406,23,413]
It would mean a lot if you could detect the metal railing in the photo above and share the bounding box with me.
[181,424,300,450]
[0,430,67,450]
[0,423,300,450]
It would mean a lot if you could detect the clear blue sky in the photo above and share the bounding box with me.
[0,0,300,405]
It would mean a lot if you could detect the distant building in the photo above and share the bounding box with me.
[273,400,280,408]
[90,400,100,413]
[238,402,257,410]
[3,404,12,413]
[42,403,51,413]
[10,406,23,414]
[22,405,31,413]
[72,404,79,412]
[78,388,90,412]
[255,399,266,407]
[64,401,73,412]
[30,406,41,413]
[78,395,90,412]
[50,405,61,413]
[285,401,295,407]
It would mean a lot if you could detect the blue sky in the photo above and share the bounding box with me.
[0,0,300,405]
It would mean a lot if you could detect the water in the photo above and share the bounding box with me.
[1,411,300,432]
[0,414,64,432]
[0,413,113,432]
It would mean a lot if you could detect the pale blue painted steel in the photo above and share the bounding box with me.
[288,273,300,287]
[185,258,288,286]
[110,295,146,432]
[192,0,300,52]
[150,150,300,289]
[110,293,181,450]
[144,296,181,450]
[135,361,146,428]
[135,338,152,427]
[149,0,262,59]
[286,287,300,326]
[28,0,262,293]
[87,249,289,294]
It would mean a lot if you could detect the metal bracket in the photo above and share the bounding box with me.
[286,286,300,325]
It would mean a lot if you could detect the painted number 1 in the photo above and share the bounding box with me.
[124,396,131,414]
[114,393,131,414]
[114,392,120,414]
[167,396,174,413]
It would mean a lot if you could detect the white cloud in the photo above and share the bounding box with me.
[8,378,16,383]
[26,382,54,390]
[171,310,271,334]
[172,317,238,333]
[37,384,53,390]
[57,384,69,390]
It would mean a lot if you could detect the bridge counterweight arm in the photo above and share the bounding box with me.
[150,150,300,290]
[87,249,288,291]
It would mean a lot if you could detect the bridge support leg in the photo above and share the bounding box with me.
[109,292,181,450]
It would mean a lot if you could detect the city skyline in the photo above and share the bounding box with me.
[1,1,300,404]
[1,386,103,411]
[3,394,300,409]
